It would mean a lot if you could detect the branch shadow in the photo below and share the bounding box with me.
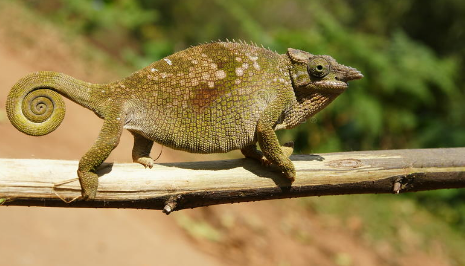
[158,154,326,188]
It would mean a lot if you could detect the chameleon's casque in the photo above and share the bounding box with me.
[6,41,363,199]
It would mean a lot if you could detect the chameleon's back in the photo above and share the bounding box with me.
[120,42,293,153]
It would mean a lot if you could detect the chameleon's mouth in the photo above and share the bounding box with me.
[310,68,363,93]
[320,68,363,92]
[310,80,349,93]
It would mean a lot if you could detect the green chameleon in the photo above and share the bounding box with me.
[6,41,363,200]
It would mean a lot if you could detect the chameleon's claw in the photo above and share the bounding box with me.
[77,170,98,201]
[135,157,154,169]
[81,188,96,201]
[284,170,296,183]
[260,157,272,167]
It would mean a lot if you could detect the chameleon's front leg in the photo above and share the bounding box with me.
[257,125,296,182]
[131,132,154,168]
[254,96,296,182]
[78,107,126,200]
[241,142,294,165]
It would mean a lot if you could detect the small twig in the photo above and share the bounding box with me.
[163,195,182,215]
[393,179,402,194]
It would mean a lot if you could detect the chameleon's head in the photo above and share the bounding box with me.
[287,48,363,93]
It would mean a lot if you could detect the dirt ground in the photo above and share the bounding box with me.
[0,3,453,266]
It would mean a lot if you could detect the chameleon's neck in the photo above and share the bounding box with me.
[276,90,340,130]
[21,71,108,117]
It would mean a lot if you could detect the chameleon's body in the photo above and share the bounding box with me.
[6,41,362,199]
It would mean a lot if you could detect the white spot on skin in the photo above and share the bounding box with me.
[279,78,285,83]
[201,72,211,80]
[191,60,198,65]
[151,68,158,72]
[246,53,259,61]
[253,61,260,70]
[116,117,121,121]
[101,90,105,93]
[210,63,217,69]
[215,70,226,79]
[161,73,167,78]
[164,58,172,65]
[235,79,241,85]
[235,67,244,76]
[235,57,242,62]
[242,63,249,69]
[208,81,215,88]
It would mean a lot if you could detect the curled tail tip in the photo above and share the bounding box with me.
[7,78,66,136]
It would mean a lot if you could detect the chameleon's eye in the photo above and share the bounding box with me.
[307,57,331,78]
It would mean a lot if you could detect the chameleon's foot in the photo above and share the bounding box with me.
[277,157,296,183]
[283,169,296,183]
[261,143,293,167]
[242,143,294,166]
[257,157,272,166]
[134,157,154,169]
[77,170,98,200]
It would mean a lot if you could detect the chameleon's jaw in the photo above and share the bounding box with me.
[312,80,349,92]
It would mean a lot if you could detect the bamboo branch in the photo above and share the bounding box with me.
[1,148,464,213]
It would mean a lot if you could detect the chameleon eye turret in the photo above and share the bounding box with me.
[6,41,363,200]
[307,57,331,78]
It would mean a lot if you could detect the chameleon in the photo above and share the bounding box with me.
[6,41,363,200]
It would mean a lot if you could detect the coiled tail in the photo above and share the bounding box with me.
[6,71,104,136]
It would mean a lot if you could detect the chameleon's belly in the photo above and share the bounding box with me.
[126,97,264,153]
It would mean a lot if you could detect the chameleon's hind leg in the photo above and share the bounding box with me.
[131,132,154,168]
[77,107,125,200]
[241,142,294,166]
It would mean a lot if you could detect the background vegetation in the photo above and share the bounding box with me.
[21,0,465,248]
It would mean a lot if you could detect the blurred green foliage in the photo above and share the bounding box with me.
[22,0,465,231]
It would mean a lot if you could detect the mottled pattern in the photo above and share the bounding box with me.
[119,42,292,153]
[6,41,363,200]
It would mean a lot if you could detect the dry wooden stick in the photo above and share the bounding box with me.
[1,148,464,214]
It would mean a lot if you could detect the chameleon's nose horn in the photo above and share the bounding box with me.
[346,67,364,81]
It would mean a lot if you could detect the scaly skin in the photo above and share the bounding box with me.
[6,41,363,199]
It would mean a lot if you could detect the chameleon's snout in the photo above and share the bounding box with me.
[341,67,363,82]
